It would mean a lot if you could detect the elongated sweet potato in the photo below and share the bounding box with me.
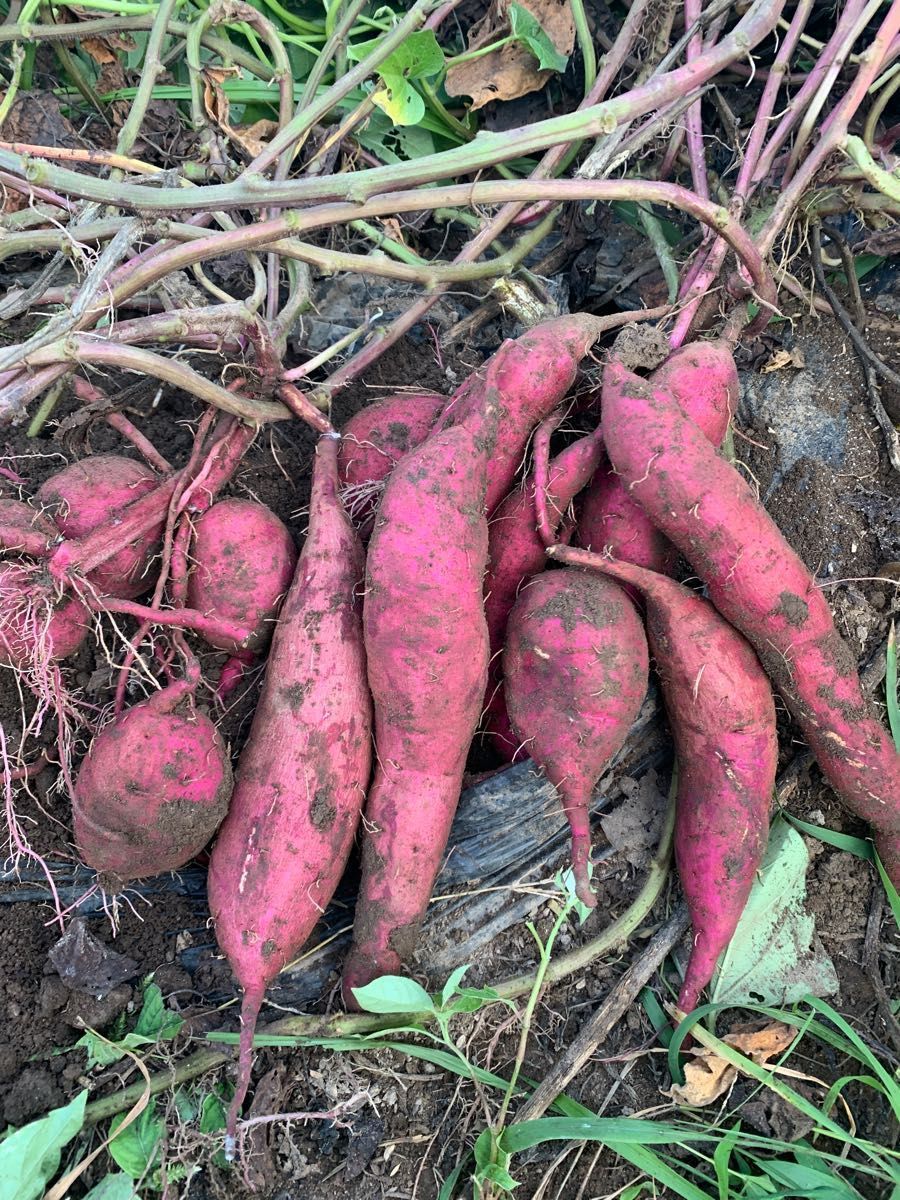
[186,498,297,654]
[550,545,777,1010]
[338,391,446,535]
[37,455,163,599]
[73,672,232,888]
[600,360,900,883]
[208,435,371,1150]
[577,340,738,573]
[503,568,649,905]
[433,313,602,513]
[484,426,605,760]
[342,399,498,1002]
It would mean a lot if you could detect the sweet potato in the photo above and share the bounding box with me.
[503,568,649,905]
[342,399,498,1002]
[186,498,297,654]
[577,340,738,574]
[550,545,777,1010]
[0,498,55,559]
[0,562,89,668]
[37,455,162,599]
[207,435,371,1150]
[338,391,445,532]
[600,360,900,883]
[433,313,602,513]
[484,426,605,760]
[73,671,232,888]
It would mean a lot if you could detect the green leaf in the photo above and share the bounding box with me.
[76,1030,128,1069]
[474,1127,495,1170]
[640,987,672,1047]
[0,1091,87,1200]
[499,1117,713,1153]
[754,1156,863,1199]
[781,815,873,859]
[440,965,471,1009]
[875,853,900,931]
[199,1092,228,1135]
[479,1162,519,1190]
[554,866,592,925]
[133,983,183,1042]
[350,976,435,1014]
[373,76,425,126]
[713,1124,741,1200]
[710,820,839,1006]
[887,621,899,752]
[438,1153,471,1200]
[108,1104,164,1180]
[348,29,445,79]
[83,1174,137,1200]
[508,2,568,72]
[172,1089,196,1124]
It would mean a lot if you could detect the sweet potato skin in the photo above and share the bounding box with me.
[0,499,55,559]
[342,403,497,1000]
[187,498,297,653]
[207,435,371,1144]
[433,313,601,513]
[551,546,776,1010]
[37,455,162,599]
[484,429,605,760]
[338,392,446,535]
[0,563,89,667]
[338,392,445,488]
[600,360,900,880]
[73,678,232,888]
[503,568,649,904]
[577,340,738,573]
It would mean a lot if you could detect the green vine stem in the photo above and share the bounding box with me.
[569,0,596,95]
[244,0,443,175]
[842,134,900,203]
[758,3,900,255]
[323,0,653,397]
[111,0,180,168]
[0,17,277,81]
[23,340,288,424]
[0,43,26,131]
[2,0,786,213]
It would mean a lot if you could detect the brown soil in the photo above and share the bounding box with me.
[0,310,897,1200]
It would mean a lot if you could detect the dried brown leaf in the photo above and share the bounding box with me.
[445,0,574,110]
[667,1020,797,1107]
[667,1048,736,1107]
[81,36,118,65]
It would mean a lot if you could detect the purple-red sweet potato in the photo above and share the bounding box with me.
[37,455,162,599]
[484,426,605,760]
[186,498,297,654]
[0,498,56,559]
[0,562,89,668]
[600,359,900,884]
[207,434,371,1149]
[338,393,445,479]
[550,545,777,1010]
[503,568,649,905]
[577,340,738,573]
[433,313,602,514]
[72,673,232,888]
[342,400,498,1002]
[338,391,446,534]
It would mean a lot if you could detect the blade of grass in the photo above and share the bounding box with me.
[887,622,899,751]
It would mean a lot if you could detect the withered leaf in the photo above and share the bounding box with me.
[445,0,574,110]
